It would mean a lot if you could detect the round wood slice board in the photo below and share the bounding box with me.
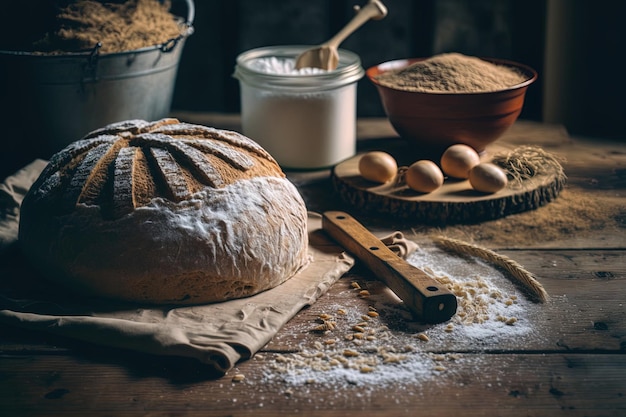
[331,147,566,225]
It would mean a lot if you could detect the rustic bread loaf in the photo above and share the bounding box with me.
[18,118,309,305]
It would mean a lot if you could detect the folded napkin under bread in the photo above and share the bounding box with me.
[0,160,417,374]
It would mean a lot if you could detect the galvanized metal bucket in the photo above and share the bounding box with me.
[0,0,194,177]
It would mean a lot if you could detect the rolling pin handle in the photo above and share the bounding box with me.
[322,211,457,323]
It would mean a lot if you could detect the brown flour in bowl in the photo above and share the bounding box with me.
[375,53,528,93]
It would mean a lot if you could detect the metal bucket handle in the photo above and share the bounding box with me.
[182,0,195,26]
[160,0,195,53]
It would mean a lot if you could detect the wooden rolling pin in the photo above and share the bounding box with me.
[322,211,457,323]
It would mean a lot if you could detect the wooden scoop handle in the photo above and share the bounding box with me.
[322,211,457,323]
[325,0,388,49]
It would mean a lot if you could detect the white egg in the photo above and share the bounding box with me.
[404,160,444,193]
[469,163,509,193]
[358,151,398,183]
[440,144,481,179]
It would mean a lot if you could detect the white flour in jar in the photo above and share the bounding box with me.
[235,49,364,169]
[240,84,356,169]
[247,57,328,75]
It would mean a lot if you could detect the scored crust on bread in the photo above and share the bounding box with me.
[19,118,310,305]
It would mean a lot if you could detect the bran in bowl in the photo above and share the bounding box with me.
[367,53,537,153]
[375,52,528,93]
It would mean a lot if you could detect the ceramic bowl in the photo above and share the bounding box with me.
[367,57,537,153]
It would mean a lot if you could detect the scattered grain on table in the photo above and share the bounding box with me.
[414,188,624,247]
[260,247,538,389]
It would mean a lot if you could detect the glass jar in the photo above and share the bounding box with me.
[233,46,365,169]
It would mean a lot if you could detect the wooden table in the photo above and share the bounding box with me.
[1,114,624,416]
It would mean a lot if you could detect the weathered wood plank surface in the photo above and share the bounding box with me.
[1,353,624,416]
[3,249,622,352]
[1,248,624,415]
[265,249,626,353]
[0,116,624,416]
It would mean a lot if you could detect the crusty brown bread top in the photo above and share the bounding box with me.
[18,119,309,305]
[28,118,284,219]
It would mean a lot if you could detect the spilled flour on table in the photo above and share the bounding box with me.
[409,246,533,341]
[259,244,540,391]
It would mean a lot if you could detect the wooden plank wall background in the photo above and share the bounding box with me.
[171,0,546,120]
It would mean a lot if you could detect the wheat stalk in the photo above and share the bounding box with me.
[433,235,548,303]
[491,145,566,188]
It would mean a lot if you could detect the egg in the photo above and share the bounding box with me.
[358,151,398,183]
[440,144,481,179]
[469,163,509,193]
[404,160,444,193]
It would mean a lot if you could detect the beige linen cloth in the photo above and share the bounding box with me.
[0,160,417,374]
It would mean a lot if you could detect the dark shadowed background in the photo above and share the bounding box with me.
[170,0,624,141]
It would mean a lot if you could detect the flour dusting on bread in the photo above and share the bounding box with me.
[19,119,309,305]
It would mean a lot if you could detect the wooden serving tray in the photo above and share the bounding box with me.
[331,148,566,225]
